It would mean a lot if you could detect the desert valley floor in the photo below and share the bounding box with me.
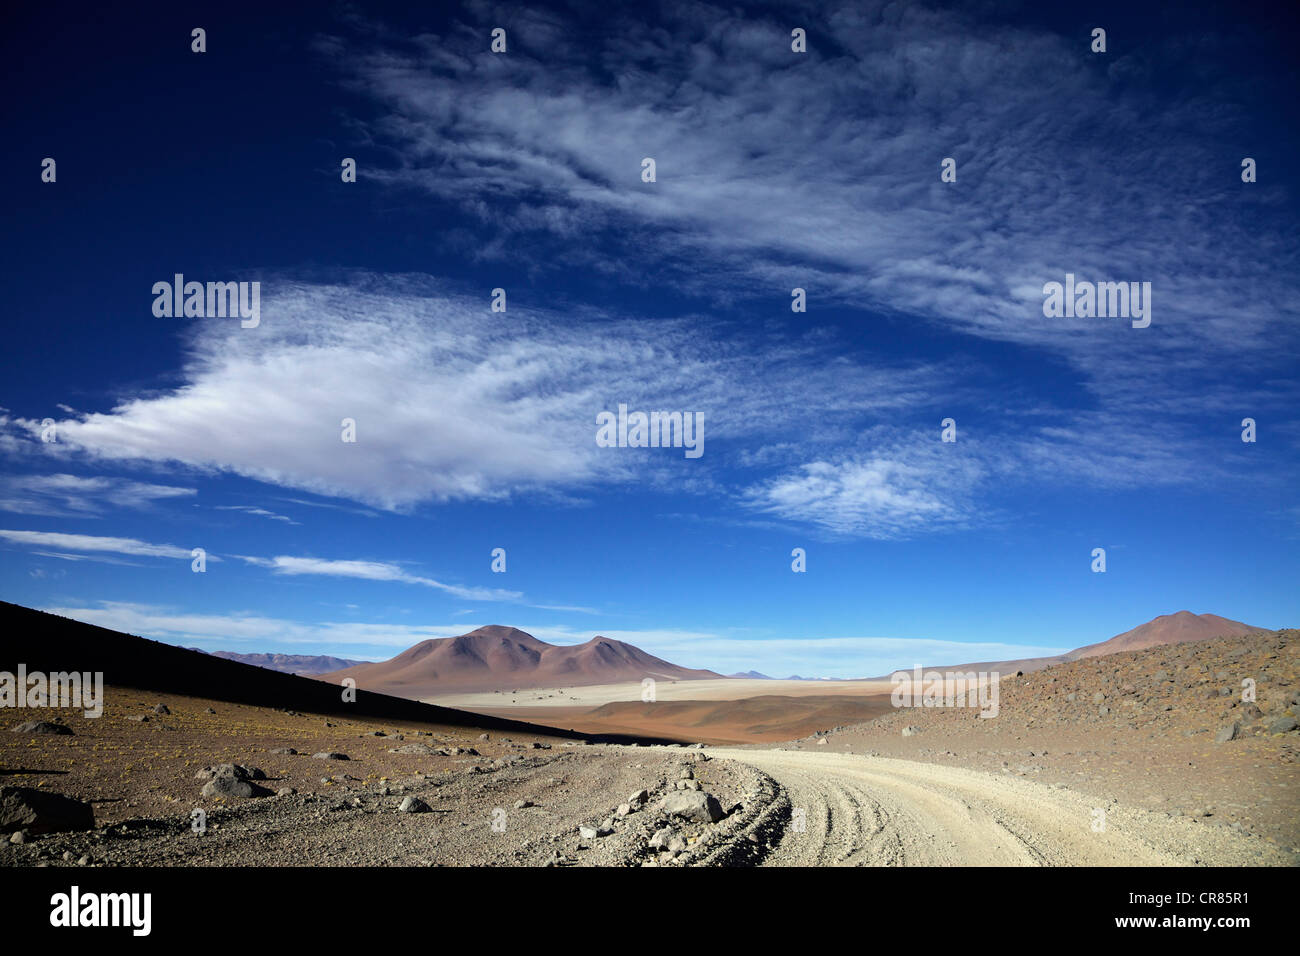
[2,620,1296,867]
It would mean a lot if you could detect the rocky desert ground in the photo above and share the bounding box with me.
[3,628,1295,867]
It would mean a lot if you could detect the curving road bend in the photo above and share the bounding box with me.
[708,748,1286,867]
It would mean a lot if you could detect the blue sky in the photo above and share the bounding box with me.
[1,0,1296,678]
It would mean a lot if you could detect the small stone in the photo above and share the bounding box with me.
[1214,722,1240,743]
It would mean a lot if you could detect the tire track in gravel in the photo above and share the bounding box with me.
[708,749,1291,867]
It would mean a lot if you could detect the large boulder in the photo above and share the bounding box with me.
[0,786,94,833]
[661,790,724,823]
[194,764,265,782]
[10,720,73,736]
[197,764,270,798]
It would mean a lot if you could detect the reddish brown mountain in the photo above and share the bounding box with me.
[320,625,719,696]
[1064,610,1273,660]
[884,611,1274,678]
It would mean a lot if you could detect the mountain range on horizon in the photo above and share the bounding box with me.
[319,625,721,696]
[208,651,365,677]
[881,610,1276,679]
[293,610,1276,697]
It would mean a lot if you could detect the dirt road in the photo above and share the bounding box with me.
[708,748,1292,867]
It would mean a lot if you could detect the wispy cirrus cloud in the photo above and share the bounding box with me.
[338,1,1298,385]
[214,504,299,525]
[0,529,198,561]
[0,527,571,607]
[0,473,195,517]
[236,554,521,602]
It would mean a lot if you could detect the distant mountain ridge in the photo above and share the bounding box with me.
[209,651,365,676]
[883,611,1274,679]
[321,625,720,695]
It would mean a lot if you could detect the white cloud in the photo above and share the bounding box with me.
[214,504,298,524]
[0,529,198,561]
[333,1,1298,477]
[236,553,521,602]
[3,279,949,518]
[0,473,195,517]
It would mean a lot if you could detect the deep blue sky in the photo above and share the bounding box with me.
[1,0,1296,677]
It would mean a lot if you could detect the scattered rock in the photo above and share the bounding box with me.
[10,720,72,736]
[312,752,349,761]
[648,827,677,849]
[398,796,430,813]
[0,786,95,834]
[388,743,441,756]
[1214,722,1240,743]
[200,766,271,799]
[661,790,725,823]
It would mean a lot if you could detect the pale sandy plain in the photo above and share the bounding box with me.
[423,677,984,745]
[424,677,896,709]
